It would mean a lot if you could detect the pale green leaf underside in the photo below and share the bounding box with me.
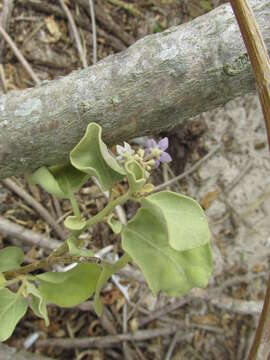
[0,288,28,341]
[125,160,146,194]
[38,263,101,307]
[67,237,95,257]
[70,123,125,191]
[64,216,86,230]
[107,214,122,234]
[122,208,212,296]
[142,191,210,251]
[0,246,24,273]
[28,165,89,199]
[26,282,49,326]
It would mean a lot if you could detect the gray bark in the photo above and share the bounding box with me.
[0,0,269,179]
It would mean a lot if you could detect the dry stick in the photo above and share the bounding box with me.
[78,0,134,46]
[0,24,40,85]
[0,216,61,251]
[228,1,270,359]
[0,0,14,62]
[107,0,143,17]
[0,64,7,93]
[1,179,66,241]
[16,0,125,52]
[138,297,190,328]
[137,286,263,329]
[58,0,87,68]
[154,144,221,192]
[89,0,97,64]
[164,331,182,360]
[36,324,186,349]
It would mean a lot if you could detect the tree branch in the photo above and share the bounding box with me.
[0,0,269,179]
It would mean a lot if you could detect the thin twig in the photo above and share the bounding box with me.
[138,297,190,328]
[17,0,125,52]
[224,160,253,195]
[137,286,263,329]
[0,64,7,93]
[89,0,97,64]
[58,0,87,68]
[122,303,133,360]
[0,216,61,251]
[1,178,67,240]
[107,0,143,17]
[36,324,186,349]
[78,0,134,46]
[164,331,183,360]
[0,24,40,85]
[154,144,221,191]
[0,0,14,62]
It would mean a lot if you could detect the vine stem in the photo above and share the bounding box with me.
[84,190,131,229]
[4,191,131,280]
[229,0,270,359]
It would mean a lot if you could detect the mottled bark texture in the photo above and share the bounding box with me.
[0,0,269,178]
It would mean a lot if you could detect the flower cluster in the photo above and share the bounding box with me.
[116,137,172,171]
[146,137,172,167]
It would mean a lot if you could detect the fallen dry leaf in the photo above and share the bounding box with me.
[44,16,62,43]
[200,190,220,209]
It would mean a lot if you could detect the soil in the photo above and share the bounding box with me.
[0,1,269,359]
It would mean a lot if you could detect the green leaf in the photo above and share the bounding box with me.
[122,207,212,296]
[70,123,125,191]
[0,247,24,272]
[27,166,65,198]
[141,191,210,251]
[67,237,95,257]
[94,265,114,316]
[107,214,122,234]
[64,216,86,230]
[28,165,89,198]
[37,263,101,307]
[125,160,146,194]
[26,282,49,326]
[0,288,28,341]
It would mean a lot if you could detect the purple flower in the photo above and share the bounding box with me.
[146,137,172,167]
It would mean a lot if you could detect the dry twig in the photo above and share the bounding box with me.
[0,24,40,85]
[154,145,221,191]
[36,324,186,349]
[58,0,87,68]
[0,216,61,251]
[89,0,97,64]
[0,0,14,61]
[1,179,66,240]
[107,0,143,17]
[78,0,134,46]
[16,0,125,51]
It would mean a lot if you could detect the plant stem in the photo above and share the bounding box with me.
[64,177,81,218]
[112,252,132,272]
[4,254,102,280]
[4,192,131,280]
[84,191,131,229]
